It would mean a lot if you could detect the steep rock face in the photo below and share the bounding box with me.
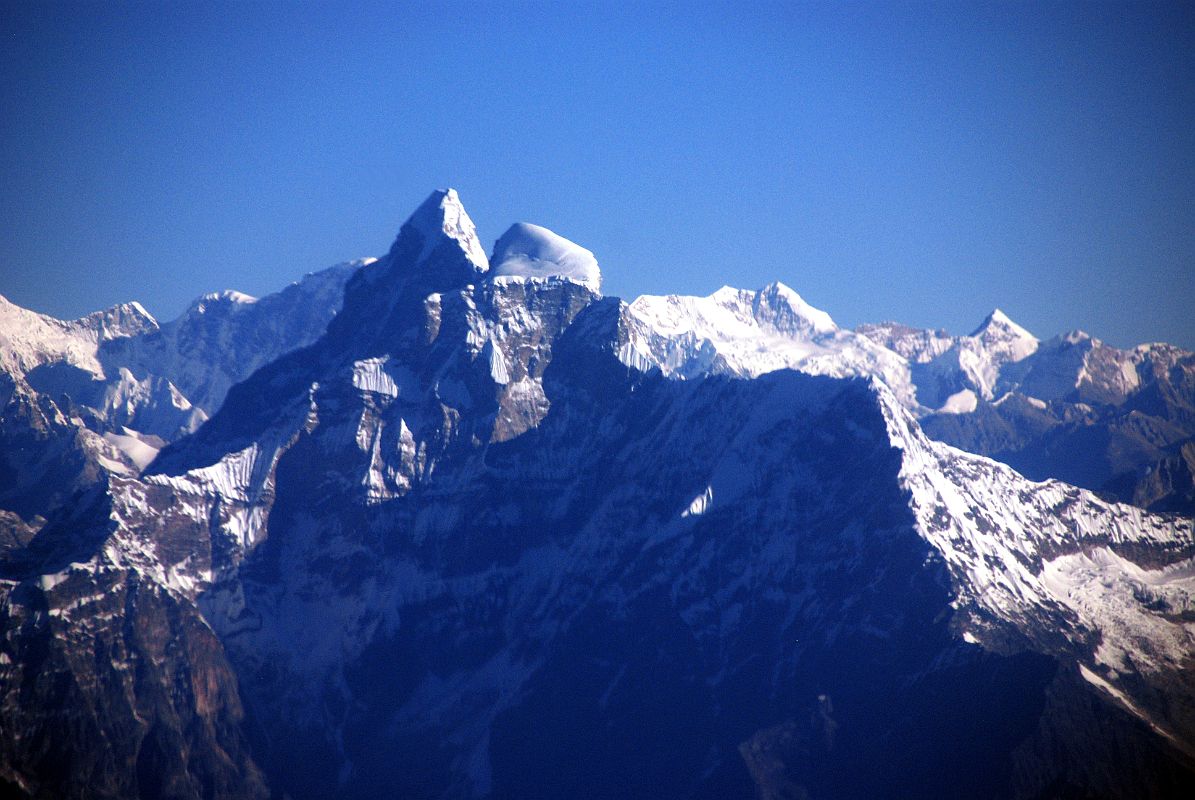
[145,191,601,583]
[152,325,1061,798]
[0,486,267,800]
[129,191,623,797]
[1123,442,1195,513]
[0,245,367,798]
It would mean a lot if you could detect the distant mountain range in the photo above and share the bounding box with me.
[1,190,1192,798]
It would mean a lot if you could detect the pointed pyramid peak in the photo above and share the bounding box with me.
[393,188,489,274]
[967,307,1039,366]
[760,280,810,305]
[754,281,837,335]
[489,222,600,292]
[329,190,490,345]
[761,280,796,296]
[81,298,160,340]
[710,285,748,302]
[971,308,1036,341]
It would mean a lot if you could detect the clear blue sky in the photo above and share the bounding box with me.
[1,1,1192,348]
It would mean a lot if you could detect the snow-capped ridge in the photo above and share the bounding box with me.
[0,295,158,376]
[489,222,601,292]
[855,320,954,364]
[126,301,155,323]
[872,375,1195,741]
[622,282,919,407]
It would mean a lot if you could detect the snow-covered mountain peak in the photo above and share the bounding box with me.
[907,307,1040,402]
[489,222,601,292]
[971,307,1038,348]
[754,281,837,336]
[621,283,919,406]
[394,188,489,273]
[975,306,1013,329]
[0,294,158,376]
[125,300,154,323]
[636,282,836,339]
[705,284,742,303]
[84,300,160,341]
[1060,329,1094,346]
[187,290,258,315]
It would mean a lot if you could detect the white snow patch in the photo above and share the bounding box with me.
[1039,548,1195,675]
[938,389,978,414]
[352,358,400,397]
[486,339,510,385]
[1078,665,1183,746]
[38,571,70,592]
[96,454,131,475]
[489,223,601,292]
[1079,665,1144,715]
[103,428,160,470]
[682,486,713,518]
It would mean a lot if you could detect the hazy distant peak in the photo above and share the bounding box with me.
[971,308,1036,342]
[187,290,258,315]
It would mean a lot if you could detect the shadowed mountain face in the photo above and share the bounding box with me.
[1,190,1193,798]
[189,305,1030,799]
[857,323,1195,516]
[920,388,1195,516]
